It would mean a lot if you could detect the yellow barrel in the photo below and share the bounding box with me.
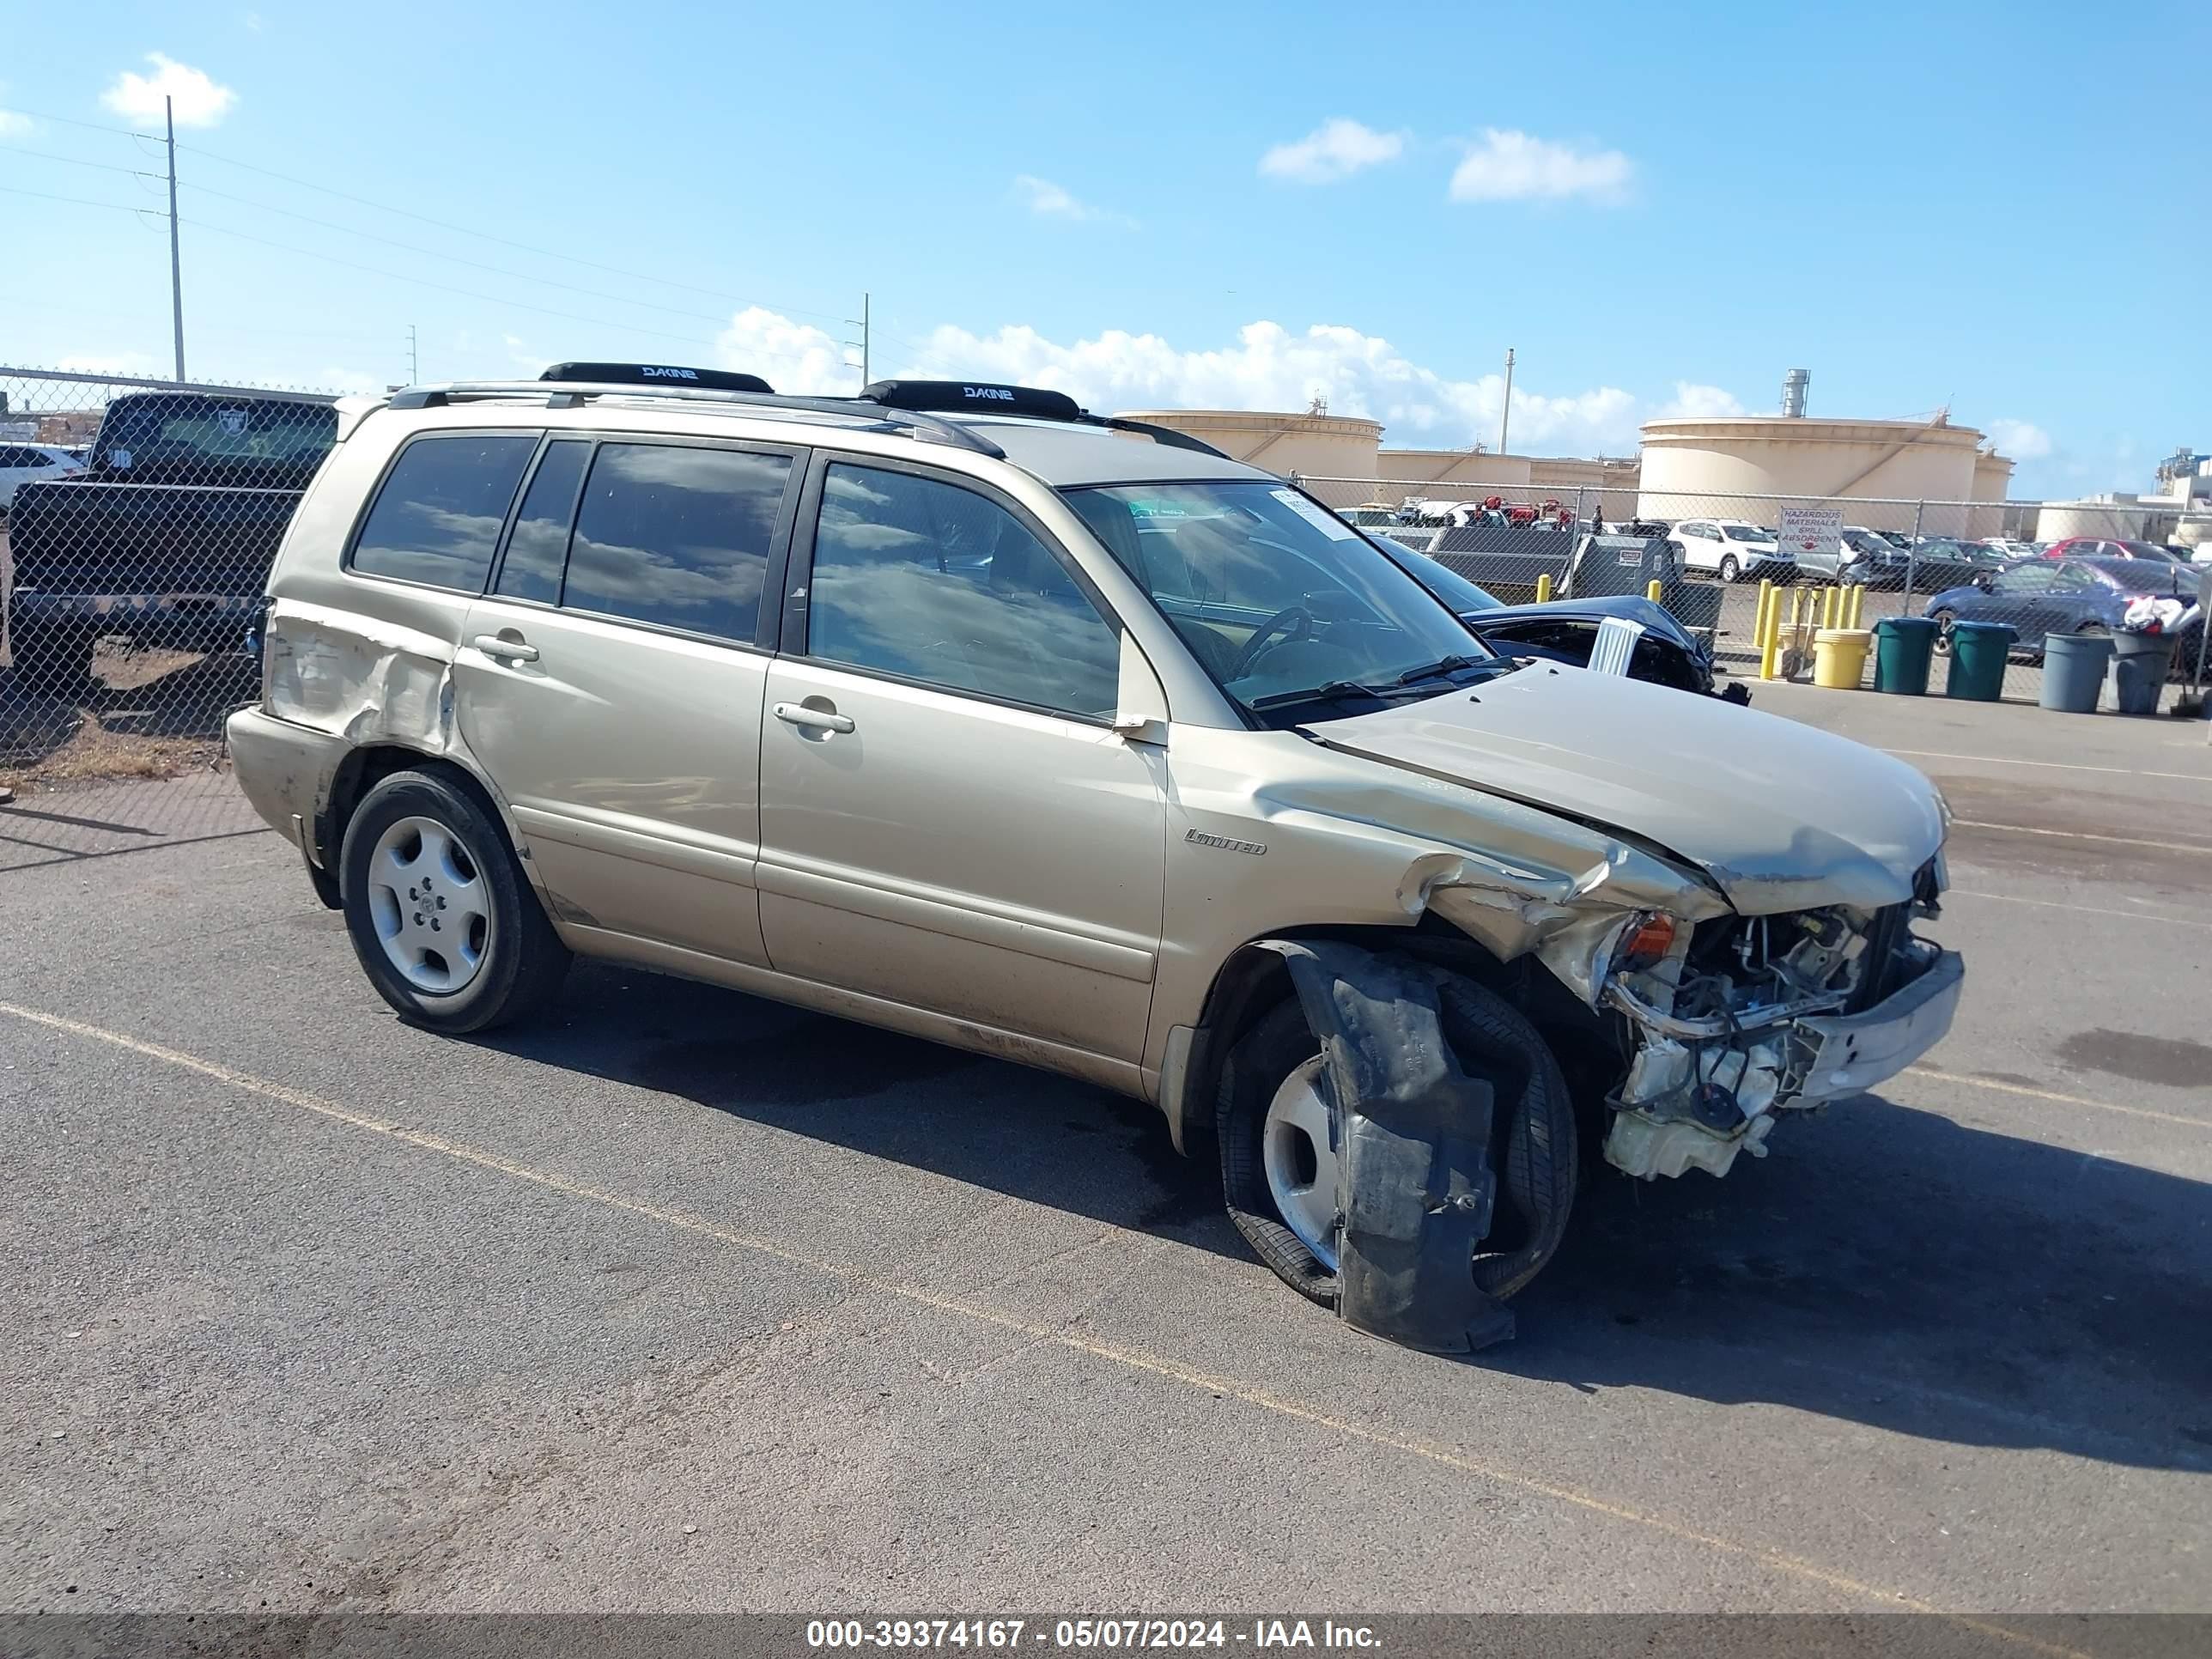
[1811,627,1875,690]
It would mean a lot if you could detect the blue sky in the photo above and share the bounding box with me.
[1,1,2200,496]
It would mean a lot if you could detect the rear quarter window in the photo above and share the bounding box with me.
[349,434,538,592]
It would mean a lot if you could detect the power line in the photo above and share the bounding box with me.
[0,182,156,217]
[0,107,151,140]
[172,137,857,327]
[177,177,734,329]
[0,141,153,178]
[175,215,844,373]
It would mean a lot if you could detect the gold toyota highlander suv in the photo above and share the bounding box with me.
[228,366,1963,1351]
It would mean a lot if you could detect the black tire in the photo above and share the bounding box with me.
[338,768,570,1034]
[6,620,96,697]
[1218,975,1577,1309]
[1930,609,1957,654]
[1218,1000,1338,1305]
[1717,554,1741,583]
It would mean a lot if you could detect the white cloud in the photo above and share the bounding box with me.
[1012,174,1134,228]
[715,305,858,394]
[1985,417,2052,461]
[1259,118,1407,185]
[1449,129,1632,204]
[1657,381,1747,418]
[0,86,29,136]
[891,316,1639,453]
[100,54,236,128]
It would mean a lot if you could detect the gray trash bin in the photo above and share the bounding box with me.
[2040,633,2115,714]
[2110,631,2176,716]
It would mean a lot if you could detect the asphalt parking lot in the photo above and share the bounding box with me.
[3,685,2208,1622]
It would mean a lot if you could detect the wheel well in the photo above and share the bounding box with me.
[1177,921,1522,1142]
[318,747,507,872]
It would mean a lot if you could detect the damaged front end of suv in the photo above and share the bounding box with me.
[1595,867,1962,1181]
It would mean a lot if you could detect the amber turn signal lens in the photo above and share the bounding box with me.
[1617,913,1678,969]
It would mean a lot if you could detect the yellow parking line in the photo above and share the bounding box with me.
[1947,888,2212,930]
[1952,819,2212,856]
[1887,748,2212,785]
[0,998,2090,1651]
[1906,1064,2209,1131]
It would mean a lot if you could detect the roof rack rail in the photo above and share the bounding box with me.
[860,380,1232,459]
[385,379,1006,457]
[383,374,1234,463]
[539,362,775,394]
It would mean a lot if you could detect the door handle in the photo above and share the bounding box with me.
[773,701,855,734]
[473,633,539,663]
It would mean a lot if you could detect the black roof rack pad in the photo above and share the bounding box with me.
[540,362,775,394]
[862,380,1082,422]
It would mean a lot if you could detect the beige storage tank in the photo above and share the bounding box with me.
[1638,415,1990,534]
[2034,499,2148,542]
[1111,409,1382,506]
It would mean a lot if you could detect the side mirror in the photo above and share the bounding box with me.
[1971,571,1993,589]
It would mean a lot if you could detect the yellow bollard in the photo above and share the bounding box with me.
[1850,583,1867,629]
[1755,577,1775,649]
[1645,577,1663,605]
[1534,572,1554,604]
[1820,585,1838,630]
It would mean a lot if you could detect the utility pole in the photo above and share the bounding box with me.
[166,95,185,382]
[1497,346,1515,457]
[407,324,419,385]
[846,291,871,388]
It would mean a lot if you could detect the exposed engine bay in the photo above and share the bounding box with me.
[1596,868,1959,1180]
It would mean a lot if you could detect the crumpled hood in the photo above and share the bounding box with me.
[1310,665,1944,914]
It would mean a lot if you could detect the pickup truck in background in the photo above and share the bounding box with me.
[3,390,337,692]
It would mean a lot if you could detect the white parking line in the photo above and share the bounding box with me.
[1952,819,2212,855]
[0,996,2094,1650]
[1947,889,2212,930]
[1905,1065,2209,1132]
[1887,748,2212,785]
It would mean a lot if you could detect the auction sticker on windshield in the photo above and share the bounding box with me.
[1272,488,1358,540]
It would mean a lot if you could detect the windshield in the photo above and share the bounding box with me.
[1723,523,1775,542]
[1368,537,1503,613]
[1842,531,1889,553]
[1063,481,1500,723]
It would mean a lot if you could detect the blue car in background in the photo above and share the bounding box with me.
[1922,556,2203,661]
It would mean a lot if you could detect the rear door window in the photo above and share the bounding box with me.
[350,434,538,592]
[494,440,591,605]
[560,442,792,645]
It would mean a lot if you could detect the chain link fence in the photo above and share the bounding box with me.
[1302,475,2209,708]
[3,366,2205,846]
[1,368,339,849]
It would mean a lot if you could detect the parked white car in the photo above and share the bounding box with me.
[1671,519,1795,583]
[0,442,84,508]
[1979,538,2039,558]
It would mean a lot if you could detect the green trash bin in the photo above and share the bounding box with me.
[1945,620,2016,701]
[1873,617,1940,695]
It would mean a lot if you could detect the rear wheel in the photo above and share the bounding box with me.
[1218,975,1577,1309]
[1930,609,1957,653]
[338,769,570,1034]
[5,620,96,697]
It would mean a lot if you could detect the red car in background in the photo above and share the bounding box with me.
[2041,536,2188,563]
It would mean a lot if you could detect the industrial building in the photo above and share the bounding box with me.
[1122,370,2040,538]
